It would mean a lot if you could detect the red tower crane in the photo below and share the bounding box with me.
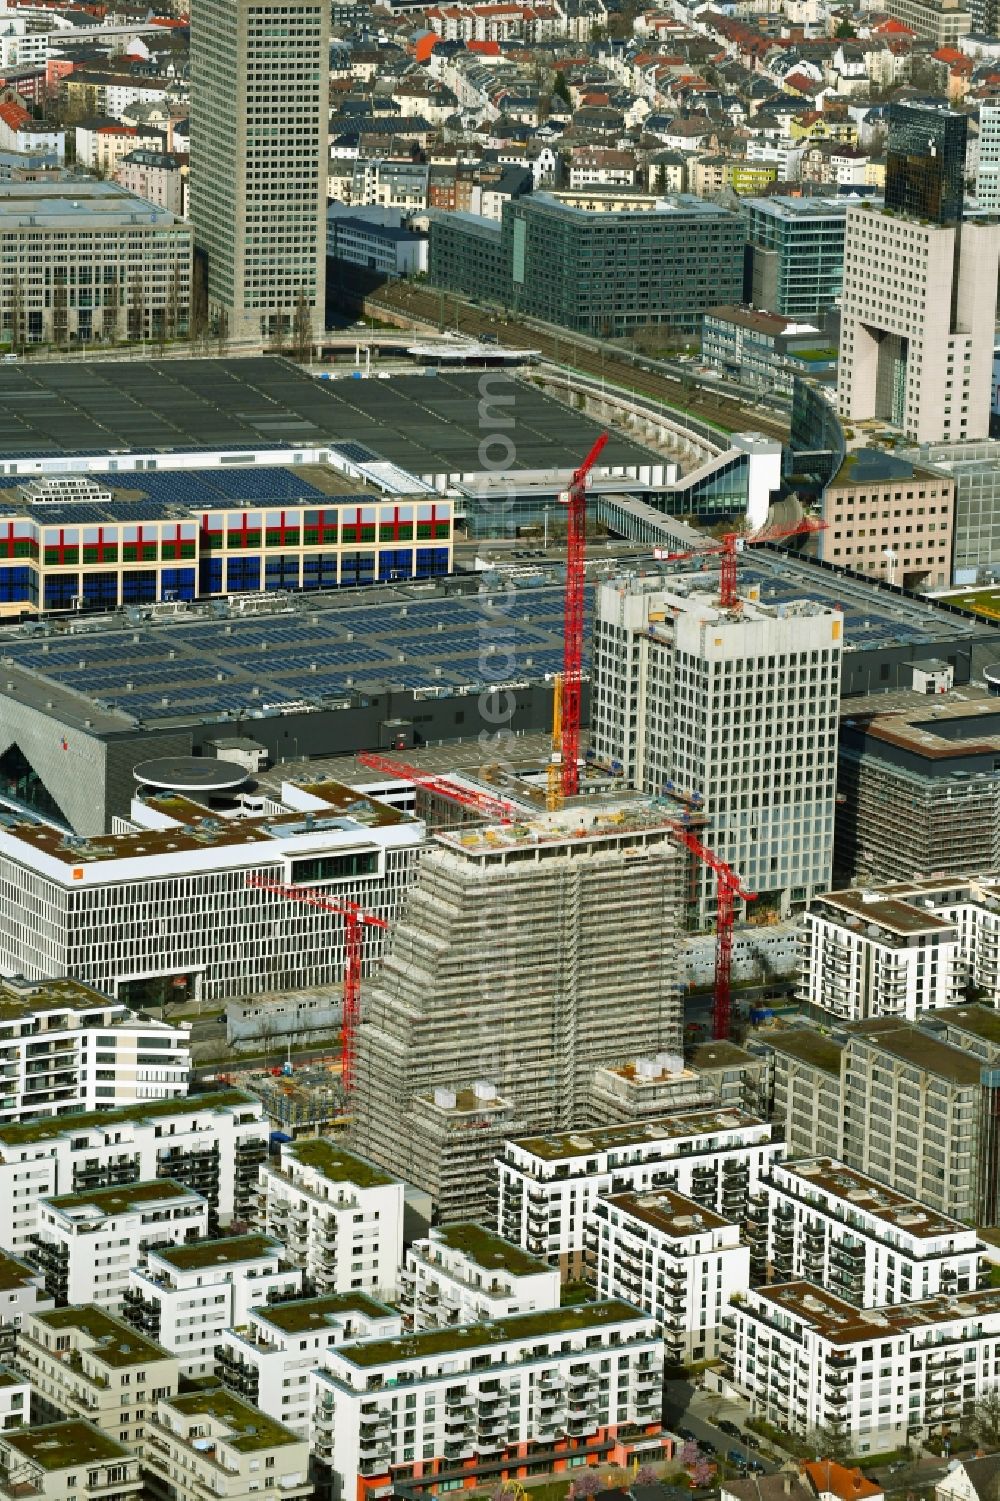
[656,514,828,610]
[670,823,756,1043]
[356,751,522,824]
[246,875,388,1094]
[559,431,609,800]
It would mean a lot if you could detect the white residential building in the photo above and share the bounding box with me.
[123,1235,302,1379]
[0,1089,269,1260]
[400,1223,560,1331]
[0,1368,29,1432]
[0,1422,143,1501]
[215,1293,401,1437]
[592,1189,750,1364]
[760,1158,985,1305]
[259,1141,403,1302]
[0,978,189,1125]
[312,1302,664,1501]
[721,1283,1000,1451]
[33,1180,208,1314]
[0,1250,53,1360]
[0,782,424,1003]
[800,888,963,1020]
[16,1304,179,1452]
[145,1389,312,1501]
[590,574,842,919]
[498,1109,781,1280]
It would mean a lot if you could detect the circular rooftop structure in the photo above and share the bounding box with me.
[133,757,249,794]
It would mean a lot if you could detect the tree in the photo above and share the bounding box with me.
[128,272,145,345]
[969,1389,1000,1451]
[806,1425,853,1465]
[691,1461,715,1488]
[292,289,312,361]
[569,1470,601,1499]
[634,1467,659,1486]
[552,70,571,105]
[835,18,856,36]
[215,304,230,357]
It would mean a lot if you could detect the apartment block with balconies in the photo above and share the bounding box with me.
[399,1223,560,1331]
[15,1304,178,1454]
[497,1110,780,1281]
[0,1421,142,1501]
[214,1293,400,1438]
[0,1252,53,1361]
[591,1190,749,1365]
[757,1159,985,1305]
[145,1389,312,1501]
[0,1090,268,1260]
[259,1142,403,1303]
[122,1236,302,1380]
[720,1282,1000,1452]
[33,1181,208,1314]
[311,1301,664,1501]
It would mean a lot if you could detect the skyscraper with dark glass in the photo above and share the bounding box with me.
[884,102,967,226]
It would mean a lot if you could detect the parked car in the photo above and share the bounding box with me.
[676,1427,696,1443]
[718,1421,742,1439]
[699,1440,717,1456]
[727,1450,747,1467]
[747,1460,766,1474]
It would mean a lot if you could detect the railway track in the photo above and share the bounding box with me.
[368,283,791,445]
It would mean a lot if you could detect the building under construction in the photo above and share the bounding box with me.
[351,797,686,1215]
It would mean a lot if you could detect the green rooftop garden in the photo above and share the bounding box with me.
[165,1389,302,1452]
[34,1306,170,1368]
[434,1223,552,1279]
[0,1089,256,1145]
[340,1299,645,1367]
[47,1179,197,1215]
[258,1293,394,1336]
[289,1137,396,1189]
[157,1235,282,1272]
[5,1421,129,1472]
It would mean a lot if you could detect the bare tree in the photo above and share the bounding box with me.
[128,272,145,345]
[292,289,312,361]
[969,1389,1000,1451]
[215,304,229,357]
[805,1424,853,1465]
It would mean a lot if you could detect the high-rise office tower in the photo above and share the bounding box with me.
[190,0,328,342]
[884,101,966,226]
[977,104,1000,209]
[838,103,1000,444]
[590,573,843,921]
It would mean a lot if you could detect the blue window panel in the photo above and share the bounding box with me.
[415,547,450,579]
[341,552,375,586]
[161,568,196,602]
[122,570,157,605]
[0,567,31,603]
[199,558,223,595]
[82,572,118,609]
[265,555,301,591]
[379,549,413,583]
[43,574,79,611]
[227,557,261,593]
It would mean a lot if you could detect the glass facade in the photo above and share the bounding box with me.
[744,197,847,319]
[885,103,966,227]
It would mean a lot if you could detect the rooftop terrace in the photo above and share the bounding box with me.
[0,1088,257,1148]
[45,1178,199,1218]
[756,1280,1000,1344]
[154,1235,283,1273]
[429,1223,552,1279]
[254,1292,394,1337]
[4,1421,130,1473]
[32,1305,171,1367]
[163,1389,302,1453]
[511,1108,767,1162]
[286,1138,397,1190]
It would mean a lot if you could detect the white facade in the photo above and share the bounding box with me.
[498,1110,781,1280]
[838,201,1000,444]
[215,1293,401,1437]
[400,1223,560,1330]
[0,1089,268,1259]
[33,1180,208,1314]
[0,1422,142,1501]
[0,979,189,1125]
[0,785,424,1002]
[0,1250,53,1360]
[259,1141,404,1303]
[762,1158,985,1305]
[800,889,962,1020]
[123,1235,303,1379]
[722,1283,1000,1451]
[590,575,842,919]
[0,1368,29,1432]
[312,1302,664,1501]
[592,1189,750,1363]
[145,1388,312,1501]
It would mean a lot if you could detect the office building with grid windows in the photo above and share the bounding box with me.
[743,196,848,320]
[590,574,843,921]
[189,0,328,341]
[0,778,423,1004]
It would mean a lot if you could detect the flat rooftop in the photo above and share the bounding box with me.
[511,1107,767,1162]
[813,888,955,938]
[842,688,1000,763]
[0,359,654,471]
[605,1188,730,1237]
[153,1235,283,1273]
[0,180,181,229]
[0,1088,257,1148]
[0,976,111,1020]
[755,1281,1000,1344]
[44,1178,200,1218]
[847,1017,986,1086]
[4,1421,129,1472]
[336,1299,646,1367]
[163,1389,301,1453]
[428,1223,552,1278]
[32,1305,170,1367]
[0,1249,43,1291]
[935,1003,1000,1045]
[286,1138,397,1190]
[765,1029,843,1075]
[254,1292,394,1336]
[780,1157,972,1238]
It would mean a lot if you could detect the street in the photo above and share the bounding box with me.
[663,1379,778,1477]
